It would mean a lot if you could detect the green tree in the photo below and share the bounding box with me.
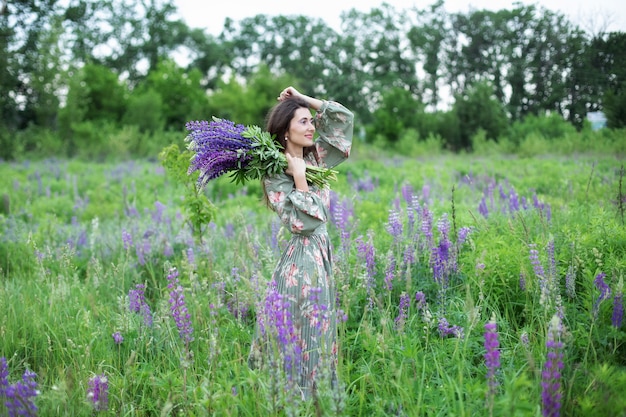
[367,87,424,143]
[453,80,509,150]
[139,59,207,130]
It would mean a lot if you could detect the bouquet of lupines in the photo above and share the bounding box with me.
[185,117,338,190]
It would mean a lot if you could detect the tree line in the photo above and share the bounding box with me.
[1,0,624,160]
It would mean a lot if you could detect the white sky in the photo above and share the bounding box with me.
[175,0,626,35]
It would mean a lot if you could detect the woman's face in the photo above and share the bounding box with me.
[286,107,315,150]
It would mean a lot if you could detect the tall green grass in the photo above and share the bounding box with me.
[1,144,625,416]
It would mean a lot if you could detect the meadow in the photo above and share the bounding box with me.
[1,142,625,416]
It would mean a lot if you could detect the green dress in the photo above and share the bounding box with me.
[249,101,354,399]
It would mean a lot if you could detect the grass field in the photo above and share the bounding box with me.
[1,147,625,416]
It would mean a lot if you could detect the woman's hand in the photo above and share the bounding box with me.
[285,152,309,192]
[277,86,323,111]
[277,86,302,102]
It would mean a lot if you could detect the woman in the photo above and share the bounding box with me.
[249,87,354,400]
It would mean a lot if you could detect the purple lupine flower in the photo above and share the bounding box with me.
[542,315,564,417]
[593,272,611,317]
[414,291,427,310]
[565,264,576,299]
[438,317,464,338]
[395,292,410,330]
[259,281,302,379]
[87,374,109,412]
[484,319,500,395]
[529,244,548,304]
[1,363,38,417]
[0,357,8,394]
[167,267,194,344]
[457,226,472,246]
[420,205,433,248]
[128,283,153,327]
[112,332,123,345]
[384,250,396,291]
[152,201,166,223]
[519,273,527,291]
[356,233,376,307]
[612,292,623,328]
[386,209,403,242]
[186,247,195,267]
[330,191,354,255]
[478,196,489,218]
[121,229,133,251]
[186,118,251,187]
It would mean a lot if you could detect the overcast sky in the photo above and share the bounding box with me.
[174,0,626,35]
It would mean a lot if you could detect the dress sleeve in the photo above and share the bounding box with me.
[264,174,327,235]
[314,101,354,169]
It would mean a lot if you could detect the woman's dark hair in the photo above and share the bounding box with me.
[261,97,319,207]
[265,97,317,160]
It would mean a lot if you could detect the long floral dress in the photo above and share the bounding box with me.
[249,101,354,399]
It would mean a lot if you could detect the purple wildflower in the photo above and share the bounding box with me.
[167,267,194,344]
[121,229,133,251]
[414,291,427,310]
[259,281,302,379]
[384,250,396,291]
[1,359,38,417]
[542,315,564,417]
[186,118,251,187]
[519,272,527,291]
[484,319,500,395]
[395,292,410,330]
[438,317,464,338]
[128,283,153,327]
[87,374,109,412]
[0,357,7,393]
[457,226,472,246]
[593,272,611,317]
[356,233,376,307]
[478,196,489,218]
[112,332,123,345]
[612,292,623,328]
[565,264,576,299]
[386,208,403,243]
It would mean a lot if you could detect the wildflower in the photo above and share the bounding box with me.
[395,292,410,330]
[87,374,109,412]
[384,250,396,291]
[128,283,153,327]
[260,282,302,379]
[484,318,500,395]
[167,267,194,344]
[1,358,39,417]
[386,209,403,242]
[438,317,464,338]
[565,264,576,299]
[121,229,133,250]
[112,332,123,345]
[186,118,337,189]
[593,272,611,318]
[542,315,564,417]
[414,291,427,310]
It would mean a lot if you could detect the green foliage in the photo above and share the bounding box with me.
[453,80,509,151]
[159,144,216,242]
[1,152,626,415]
[207,64,295,126]
[141,59,208,130]
[507,112,578,146]
[122,88,165,134]
[80,63,128,123]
